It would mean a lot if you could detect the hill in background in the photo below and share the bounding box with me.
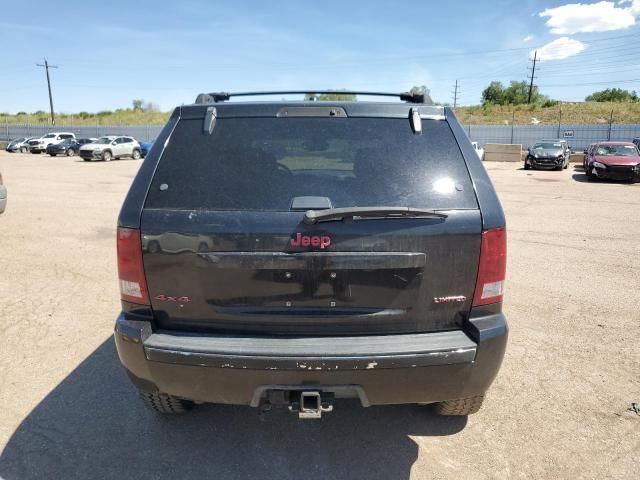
[1,102,639,126]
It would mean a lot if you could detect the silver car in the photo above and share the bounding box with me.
[78,136,142,162]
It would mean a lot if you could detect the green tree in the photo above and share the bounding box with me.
[482,80,547,105]
[482,81,505,105]
[503,81,531,105]
[585,88,638,102]
[132,99,144,110]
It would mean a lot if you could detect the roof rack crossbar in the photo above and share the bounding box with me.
[194,91,427,104]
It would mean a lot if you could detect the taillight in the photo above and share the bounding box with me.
[473,228,507,306]
[117,227,149,305]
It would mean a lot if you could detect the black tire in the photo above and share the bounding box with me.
[524,162,530,170]
[83,158,91,162]
[102,150,112,162]
[586,165,594,181]
[132,149,141,160]
[139,392,194,414]
[49,153,56,157]
[67,148,75,157]
[20,147,27,153]
[31,150,39,154]
[434,395,485,416]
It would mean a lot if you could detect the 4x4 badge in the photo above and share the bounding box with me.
[155,295,191,303]
[290,233,331,249]
[433,295,466,304]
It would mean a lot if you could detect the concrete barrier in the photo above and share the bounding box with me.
[569,153,585,164]
[483,143,522,162]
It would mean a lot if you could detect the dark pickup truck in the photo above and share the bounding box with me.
[114,91,508,419]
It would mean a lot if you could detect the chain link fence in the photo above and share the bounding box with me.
[3,122,640,151]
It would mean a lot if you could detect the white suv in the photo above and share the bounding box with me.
[78,136,142,162]
[29,132,76,154]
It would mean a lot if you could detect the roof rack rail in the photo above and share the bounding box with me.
[194,91,428,105]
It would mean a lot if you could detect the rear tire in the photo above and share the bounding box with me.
[139,392,194,414]
[132,149,141,160]
[67,148,75,157]
[434,395,485,416]
[49,153,56,157]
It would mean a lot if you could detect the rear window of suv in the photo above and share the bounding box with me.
[145,117,478,211]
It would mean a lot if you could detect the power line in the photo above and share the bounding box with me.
[36,58,58,125]
[538,78,640,88]
[452,80,460,108]
[527,50,538,104]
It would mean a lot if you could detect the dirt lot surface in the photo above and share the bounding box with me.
[0,152,638,479]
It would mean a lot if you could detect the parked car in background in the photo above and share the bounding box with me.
[6,137,38,153]
[0,170,6,214]
[583,143,597,172]
[524,139,570,170]
[79,135,141,162]
[633,137,640,150]
[585,141,640,182]
[29,132,76,154]
[471,141,484,160]
[46,137,95,157]
[140,139,154,158]
[113,91,508,418]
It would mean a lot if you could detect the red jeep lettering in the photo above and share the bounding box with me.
[290,233,331,249]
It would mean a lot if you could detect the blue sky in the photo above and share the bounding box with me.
[1,0,639,113]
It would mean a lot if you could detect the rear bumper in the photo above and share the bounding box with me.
[114,311,508,406]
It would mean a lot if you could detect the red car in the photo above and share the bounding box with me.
[585,141,640,182]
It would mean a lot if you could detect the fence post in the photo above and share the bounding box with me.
[510,111,515,144]
[557,107,562,138]
[5,118,8,141]
[96,119,99,138]
[607,110,613,140]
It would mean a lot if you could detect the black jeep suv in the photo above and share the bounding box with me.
[114,91,508,418]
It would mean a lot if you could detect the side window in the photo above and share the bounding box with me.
[122,138,132,144]
[115,138,124,144]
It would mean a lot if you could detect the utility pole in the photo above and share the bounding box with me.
[452,80,460,108]
[527,50,537,104]
[36,58,58,125]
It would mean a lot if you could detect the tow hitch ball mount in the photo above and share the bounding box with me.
[289,391,334,419]
[259,390,334,419]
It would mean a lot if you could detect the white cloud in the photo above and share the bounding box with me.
[532,37,587,61]
[523,34,535,42]
[539,1,640,34]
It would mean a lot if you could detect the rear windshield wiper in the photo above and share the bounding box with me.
[303,207,448,225]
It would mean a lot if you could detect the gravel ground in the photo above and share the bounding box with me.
[0,152,638,479]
